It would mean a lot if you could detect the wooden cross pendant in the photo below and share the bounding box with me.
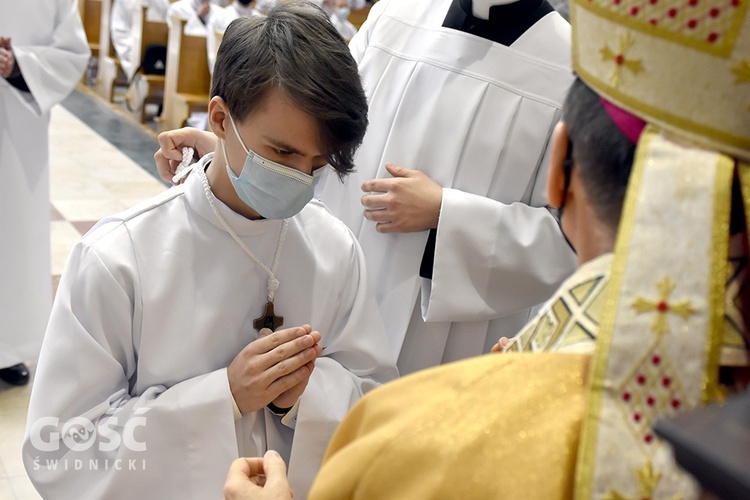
[253,301,284,332]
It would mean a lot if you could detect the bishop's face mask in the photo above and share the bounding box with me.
[222,113,324,219]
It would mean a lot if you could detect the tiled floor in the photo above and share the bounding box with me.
[0,85,170,500]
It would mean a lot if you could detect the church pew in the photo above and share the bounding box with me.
[162,16,212,131]
[78,0,103,84]
[79,0,103,57]
[349,4,372,31]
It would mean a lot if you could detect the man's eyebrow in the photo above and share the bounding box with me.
[265,137,304,156]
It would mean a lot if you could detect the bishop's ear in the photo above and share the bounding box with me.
[207,96,230,140]
[547,121,571,209]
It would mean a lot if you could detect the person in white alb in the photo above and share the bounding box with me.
[168,0,222,36]
[320,0,578,375]
[110,0,140,77]
[315,0,366,41]
[0,0,89,387]
[23,3,397,499]
[110,0,170,78]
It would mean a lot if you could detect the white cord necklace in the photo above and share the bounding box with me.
[198,164,288,331]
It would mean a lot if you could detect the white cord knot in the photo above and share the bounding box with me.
[268,278,280,292]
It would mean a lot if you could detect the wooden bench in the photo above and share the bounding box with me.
[78,0,103,85]
[349,4,372,31]
[79,0,103,57]
[162,16,211,131]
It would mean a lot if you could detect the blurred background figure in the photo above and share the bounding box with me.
[0,1,89,386]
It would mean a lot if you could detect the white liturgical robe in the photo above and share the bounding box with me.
[111,0,169,79]
[0,0,89,369]
[111,0,140,78]
[23,157,398,499]
[316,0,578,375]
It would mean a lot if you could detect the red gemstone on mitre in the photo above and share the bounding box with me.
[689,0,698,5]
[672,399,681,409]
[649,18,658,25]
[708,32,719,43]
[615,54,625,65]
[710,7,720,16]
[731,0,740,6]
[644,434,653,444]
[637,374,646,384]
[657,301,669,312]
[634,413,642,422]
[646,396,655,406]
[630,6,639,14]
[688,19,698,28]
[652,354,661,365]
[662,376,671,387]
[668,7,678,16]
[623,391,632,402]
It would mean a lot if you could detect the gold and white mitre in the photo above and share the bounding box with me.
[569,0,750,498]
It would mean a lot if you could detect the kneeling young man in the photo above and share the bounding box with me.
[23,3,397,498]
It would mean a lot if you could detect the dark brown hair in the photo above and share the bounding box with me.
[211,0,368,177]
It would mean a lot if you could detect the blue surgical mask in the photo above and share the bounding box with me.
[222,114,324,219]
[335,6,351,20]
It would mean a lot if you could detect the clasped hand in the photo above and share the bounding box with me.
[228,324,322,414]
[0,37,18,79]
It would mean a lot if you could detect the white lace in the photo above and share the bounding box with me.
[198,165,288,302]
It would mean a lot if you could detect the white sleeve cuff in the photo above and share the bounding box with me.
[227,373,243,421]
[231,397,242,420]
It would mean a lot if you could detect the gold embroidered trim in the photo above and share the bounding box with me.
[631,277,696,337]
[574,64,750,154]
[573,126,657,500]
[600,31,644,87]
[572,0,749,57]
[704,154,734,402]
